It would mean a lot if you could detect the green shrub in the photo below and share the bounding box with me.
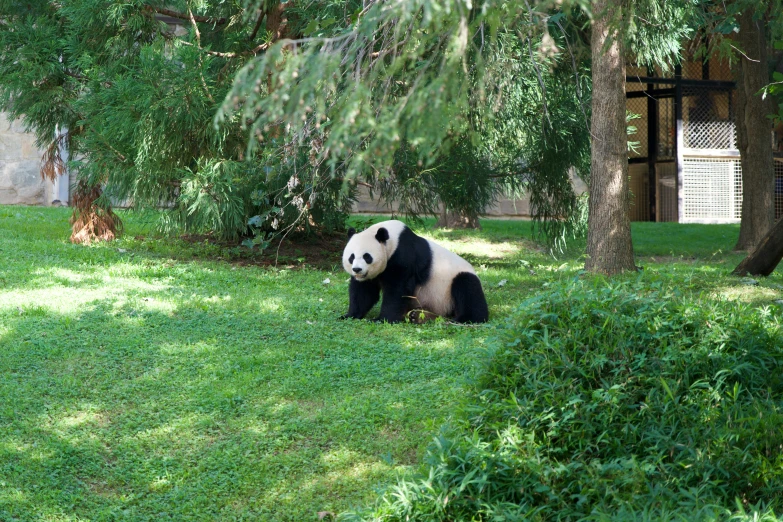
[347,279,783,521]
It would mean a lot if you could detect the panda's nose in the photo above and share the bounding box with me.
[353,267,362,273]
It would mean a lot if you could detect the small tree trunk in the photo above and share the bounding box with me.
[69,180,122,244]
[733,9,775,251]
[733,216,783,276]
[435,208,481,229]
[585,0,636,275]
[265,2,289,139]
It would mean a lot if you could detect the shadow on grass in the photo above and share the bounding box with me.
[1,281,480,520]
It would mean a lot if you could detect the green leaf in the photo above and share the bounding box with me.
[303,19,320,36]
[548,12,565,24]
[715,20,736,35]
[349,8,362,25]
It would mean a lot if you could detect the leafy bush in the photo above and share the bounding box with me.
[347,279,783,521]
[156,153,356,244]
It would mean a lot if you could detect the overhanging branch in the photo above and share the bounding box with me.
[150,6,226,25]
[180,40,270,57]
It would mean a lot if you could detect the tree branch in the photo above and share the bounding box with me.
[188,6,215,102]
[180,40,270,58]
[188,7,202,46]
[334,177,373,188]
[151,6,226,25]
[249,9,265,41]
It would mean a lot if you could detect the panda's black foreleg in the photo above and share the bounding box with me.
[375,279,416,323]
[342,277,381,319]
[451,272,489,323]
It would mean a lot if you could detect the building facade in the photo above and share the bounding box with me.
[626,55,783,223]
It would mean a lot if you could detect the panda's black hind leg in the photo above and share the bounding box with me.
[451,272,489,323]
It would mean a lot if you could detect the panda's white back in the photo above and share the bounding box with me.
[415,239,475,316]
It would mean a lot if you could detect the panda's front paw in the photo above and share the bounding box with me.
[372,316,402,324]
[340,313,363,320]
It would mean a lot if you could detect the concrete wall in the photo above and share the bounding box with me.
[351,187,533,218]
[352,171,588,219]
[1,110,587,218]
[0,112,52,205]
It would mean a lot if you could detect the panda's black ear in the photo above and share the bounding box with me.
[347,227,356,240]
[375,227,389,243]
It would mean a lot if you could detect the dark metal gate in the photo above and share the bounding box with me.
[626,58,740,223]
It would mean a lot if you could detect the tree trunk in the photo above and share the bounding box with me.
[733,9,775,251]
[265,1,289,139]
[733,216,783,276]
[69,180,122,244]
[585,0,636,275]
[435,208,481,229]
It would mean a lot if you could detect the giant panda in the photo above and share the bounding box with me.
[341,220,489,323]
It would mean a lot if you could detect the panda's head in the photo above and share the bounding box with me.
[342,225,392,281]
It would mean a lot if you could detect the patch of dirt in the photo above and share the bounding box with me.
[636,255,732,265]
[180,231,347,269]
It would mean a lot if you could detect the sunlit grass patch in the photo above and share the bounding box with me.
[1,209,495,520]
[717,282,783,304]
[2,206,783,521]
[425,236,523,259]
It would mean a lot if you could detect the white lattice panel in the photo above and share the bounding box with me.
[682,158,742,223]
[684,120,736,150]
[682,90,736,150]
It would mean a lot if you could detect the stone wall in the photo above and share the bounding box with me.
[0,112,51,205]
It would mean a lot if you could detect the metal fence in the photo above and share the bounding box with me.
[626,57,783,224]
[682,87,735,150]
[681,157,742,222]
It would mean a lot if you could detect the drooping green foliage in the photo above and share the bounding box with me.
[0,0,701,243]
[623,0,699,69]
[375,23,592,231]
[695,0,783,60]
[219,0,597,239]
[0,0,356,240]
[220,0,703,246]
[347,279,783,520]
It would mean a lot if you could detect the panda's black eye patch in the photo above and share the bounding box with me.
[348,254,355,263]
[363,253,373,264]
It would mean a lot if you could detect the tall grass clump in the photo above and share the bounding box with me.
[347,279,783,521]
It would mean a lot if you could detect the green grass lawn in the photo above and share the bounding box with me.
[1,207,782,521]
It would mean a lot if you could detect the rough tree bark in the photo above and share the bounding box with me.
[733,8,775,251]
[733,216,783,276]
[585,0,636,275]
[265,1,289,139]
[436,209,481,229]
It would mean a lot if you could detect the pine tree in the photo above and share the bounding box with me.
[585,0,636,275]
[219,0,695,270]
[724,1,782,251]
[0,0,359,242]
[1,0,695,261]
